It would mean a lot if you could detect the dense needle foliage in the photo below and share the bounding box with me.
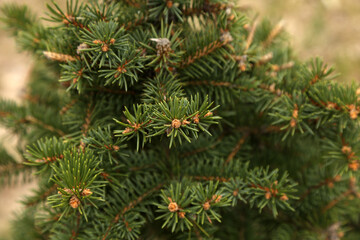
[1,0,360,239]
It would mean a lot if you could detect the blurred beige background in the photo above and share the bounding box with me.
[1,0,360,239]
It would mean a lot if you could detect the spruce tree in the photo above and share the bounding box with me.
[1,0,359,239]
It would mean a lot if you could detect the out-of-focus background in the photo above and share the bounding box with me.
[0,0,360,238]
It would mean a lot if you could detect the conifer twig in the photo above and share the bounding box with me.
[244,19,258,52]
[80,103,93,150]
[181,134,225,158]
[183,80,248,91]
[180,40,227,67]
[43,51,78,62]
[22,116,66,136]
[225,133,249,164]
[263,20,285,47]
[60,99,78,115]
[101,183,164,240]
[0,162,24,174]
[26,184,58,207]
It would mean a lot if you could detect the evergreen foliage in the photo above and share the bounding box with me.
[1,0,360,239]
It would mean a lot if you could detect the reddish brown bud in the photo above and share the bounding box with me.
[233,189,238,196]
[93,40,102,44]
[204,111,213,117]
[265,192,271,199]
[82,188,92,196]
[348,161,359,171]
[101,44,109,52]
[348,104,358,119]
[166,0,173,8]
[178,211,186,218]
[168,202,179,212]
[69,195,80,208]
[239,64,246,71]
[292,109,298,119]
[171,119,181,129]
[182,119,190,126]
[334,175,342,182]
[342,145,352,155]
[123,127,133,134]
[228,14,235,21]
[290,118,296,128]
[192,114,199,124]
[280,194,288,201]
[109,38,116,44]
[203,202,210,210]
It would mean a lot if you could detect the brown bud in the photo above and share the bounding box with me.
[109,38,116,44]
[204,111,213,117]
[59,188,73,195]
[215,195,222,203]
[93,40,102,44]
[192,114,199,124]
[203,202,210,210]
[290,118,296,128]
[350,110,358,119]
[292,109,298,119]
[348,161,359,171]
[334,175,342,182]
[348,104,358,119]
[123,127,133,134]
[228,14,235,21]
[265,191,272,199]
[102,44,109,52]
[82,188,93,196]
[239,64,246,71]
[168,202,179,212]
[269,83,276,93]
[69,195,80,208]
[327,182,334,188]
[341,145,352,155]
[166,0,173,8]
[327,102,336,110]
[171,119,181,129]
[182,119,190,126]
[272,65,280,72]
[280,194,288,201]
[178,211,186,218]
[233,189,238,196]
[112,145,120,151]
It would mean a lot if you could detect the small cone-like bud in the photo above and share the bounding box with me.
[168,202,179,212]
[204,111,213,117]
[280,194,289,201]
[341,145,352,155]
[265,191,271,199]
[171,119,181,129]
[203,202,210,210]
[82,188,93,196]
[178,211,186,218]
[69,195,80,208]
